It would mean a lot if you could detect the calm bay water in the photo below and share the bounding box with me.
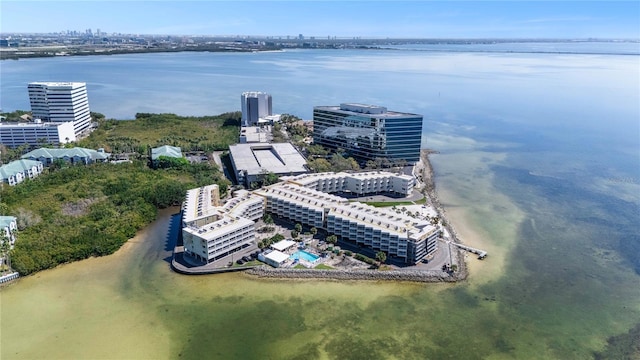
[1,44,639,359]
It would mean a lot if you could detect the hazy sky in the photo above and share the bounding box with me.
[1,1,639,39]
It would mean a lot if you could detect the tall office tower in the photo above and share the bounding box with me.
[313,103,423,164]
[28,82,92,136]
[241,91,272,126]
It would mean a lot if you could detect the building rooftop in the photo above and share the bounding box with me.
[282,171,413,187]
[229,142,307,176]
[0,159,42,181]
[183,213,254,241]
[0,216,17,229]
[0,121,71,129]
[182,185,220,224]
[271,239,297,252]
[315,104,421,118]
[28,82,86,88]
[22,147,110,161]
[151,145,182,160]
[254,183,349,211]
[263,249,289,264]
[240,126,271,143]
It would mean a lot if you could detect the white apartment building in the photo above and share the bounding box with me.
[254,183,349,229]
[0,121,76,148]
[254,171,438,264]
[181,185,265,263]
[326,202,439,264]
[0,216,17,247]
[281,171,415,197]
[241,91,272,127]
[28,82,92,135]
[0,159,44,186]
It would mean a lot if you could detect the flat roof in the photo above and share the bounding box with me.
[240,126,270,143]
[182,184,219,223]
[264,250,289,264]
[314,105,421,118]
[28,82,86,88]
[229,142,307,176]
[271,239,297,252]
[282,171,413,187]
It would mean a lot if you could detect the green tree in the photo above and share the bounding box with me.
[291,230,299,239]
[295,223,303,233]
[307,158,332,173]
[326,235,338,245]
[375,251,387,266]
[0,232,10,274]
[263,213,274,224]
[310,227,317,236]
[261,171,279,186]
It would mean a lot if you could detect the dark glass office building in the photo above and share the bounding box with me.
[313,103,423,164]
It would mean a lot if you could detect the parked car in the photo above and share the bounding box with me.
[236,259,245,265]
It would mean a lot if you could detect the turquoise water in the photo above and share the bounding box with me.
[1,44,639,358]
[291,250,320,262]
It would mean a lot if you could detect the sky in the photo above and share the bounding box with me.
[1,1,639,39]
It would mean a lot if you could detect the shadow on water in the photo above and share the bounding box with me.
[162,211,182,264]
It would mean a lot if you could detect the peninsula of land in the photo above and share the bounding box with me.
[2,108,480,284]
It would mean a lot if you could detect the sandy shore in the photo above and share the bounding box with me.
[417,149,468,280]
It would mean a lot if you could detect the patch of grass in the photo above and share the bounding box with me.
[294,264,306,269]
[314,264,334,270]
[358,198,424,207]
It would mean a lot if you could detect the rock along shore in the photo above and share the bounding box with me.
[246,266,459,283]
[419,149,469,280]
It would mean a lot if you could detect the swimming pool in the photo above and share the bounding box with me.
[290,250,320,262]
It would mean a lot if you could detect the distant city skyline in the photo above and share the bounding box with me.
[1,1,639,39]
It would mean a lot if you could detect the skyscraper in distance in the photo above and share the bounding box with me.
[28,82,91,136]
[241,91,272,127]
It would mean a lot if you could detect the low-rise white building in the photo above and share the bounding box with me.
[254,171,438,264]
[0,121,76,148]
[181,184,265,263]
[258,249,289,268]
[0,159,44,186]
[0,216,17,247]
[282,171,415,197]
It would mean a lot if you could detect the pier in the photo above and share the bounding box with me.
[452,243,488,259]
[0,272,19,284]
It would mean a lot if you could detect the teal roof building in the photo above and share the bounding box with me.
[151,145,183,160]
[21,147,110,165]
[0,159,44,186]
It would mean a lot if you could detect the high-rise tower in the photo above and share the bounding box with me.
[241,92,272,127]
[28,82,91,136]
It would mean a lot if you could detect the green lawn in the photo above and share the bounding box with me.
[314,264,334,270]
[358,196,426,208]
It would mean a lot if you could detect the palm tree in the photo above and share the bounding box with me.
[326,235,338,245]
[375,251,387,267]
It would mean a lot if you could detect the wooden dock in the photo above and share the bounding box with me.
[452,243,488,259]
